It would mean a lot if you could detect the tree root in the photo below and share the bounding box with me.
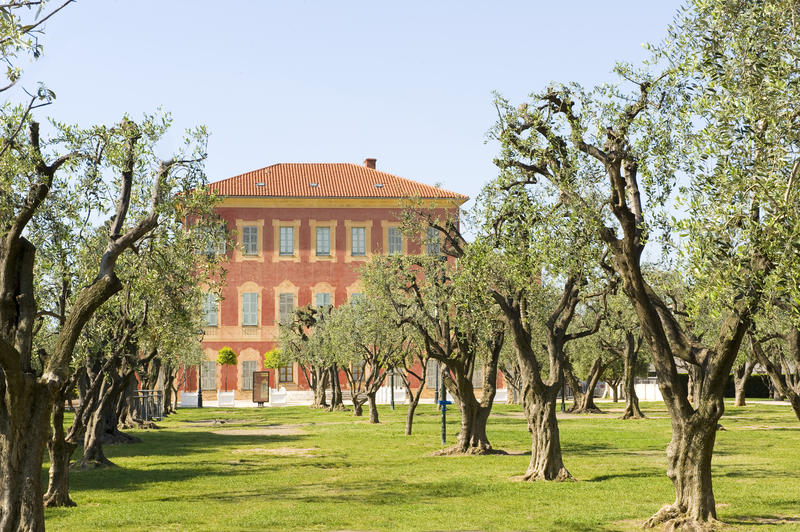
[74,457,117,470]
[43,492,76,508]
[644,504,723,531]
[121,418,160,430]
[568,406,604,415]
[431,445,507,456]
[620,410,646,420]
[101,430,141,444]
[521,467,574,482]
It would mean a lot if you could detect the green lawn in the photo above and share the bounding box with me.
[45,401,800,531]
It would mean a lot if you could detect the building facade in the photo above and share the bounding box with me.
[185,159,469,401]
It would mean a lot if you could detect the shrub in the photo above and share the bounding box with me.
[217,346,237,366]
[263,348,282,369]
[217,347,237,391]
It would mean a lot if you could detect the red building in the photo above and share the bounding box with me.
[186,159,468,401]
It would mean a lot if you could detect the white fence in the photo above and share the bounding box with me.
[178,386,517,408]
[634,377,663,402]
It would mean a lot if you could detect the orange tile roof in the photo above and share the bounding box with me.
[208,163,468,202]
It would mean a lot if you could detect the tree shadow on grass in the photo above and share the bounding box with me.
[716,467,798,479]
[286,477,499,506]
[80,429,307,460]
[561,441,614,453]
[44,430,308,495]
[724,516,800,527]
[585,469,660,483]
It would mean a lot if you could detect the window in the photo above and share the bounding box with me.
[279,226,294,256]
[350,292,364,303]
[242,292,258,326]
[241,360,257,390]
[351,227,366,256]
[279,293,294,324]
[201,361,217,390]
[279,364,293,383]
[316,227,330,256]
[426,227,440,256]
[388,227,403,255]
[471,366,483,388]
[202,294,218,327]
[316,292,331,308]
[242,226,258,255]
[351,362,364,382]
[426,360,439,389]
[204,227,226,255]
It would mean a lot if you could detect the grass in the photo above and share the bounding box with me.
[44,400,800,531]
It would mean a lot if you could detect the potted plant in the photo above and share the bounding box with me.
[217,347,237,406]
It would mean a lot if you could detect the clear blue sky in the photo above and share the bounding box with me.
[26,0,684,209]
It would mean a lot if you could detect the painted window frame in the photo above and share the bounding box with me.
[203,293,218,327]
[315,226,330,256]
[241,360,257,390]
[201,360,217,390]
[387,226,403,255]
[279,226,294,256]
[242,225,259,255]
[242,292,258,326]
[315,292,332,308]
[425,226,441,256]
[351,227,366,256]
[279,364,294,383]
[278,293,295,324]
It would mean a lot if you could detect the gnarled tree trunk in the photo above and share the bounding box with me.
[621,333,645,419]
[43,389,77,508]
[315,370,328,409]
[687,365,702,405]
[563,363,583,412]
[523,384,571,481]
[493,277,590,482]
[500,360,522,405]
[366,392,378,423]
[566,357,604,414]
[352,392,366,417]
[644,406,721,528]
[327,364,345,411]
[81,382,117,469]
[451,385,491,453]
[732,360,755,407]
[403,379,426,436]
[436,334,502,455]
[0,379,52,532]
[399,356,428,435]
[300,364,328,409]
[750,333,800,421]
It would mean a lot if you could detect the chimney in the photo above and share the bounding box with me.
[364,158,376,169]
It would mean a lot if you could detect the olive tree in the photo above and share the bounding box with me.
[363,253,505,454]
[597,292,647,419]
[277,305,330,409]
[0,113,206,529]
[749,302,800,420]
[322,299,408,423]
[492,0,800,524]
[466,191,604,480]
